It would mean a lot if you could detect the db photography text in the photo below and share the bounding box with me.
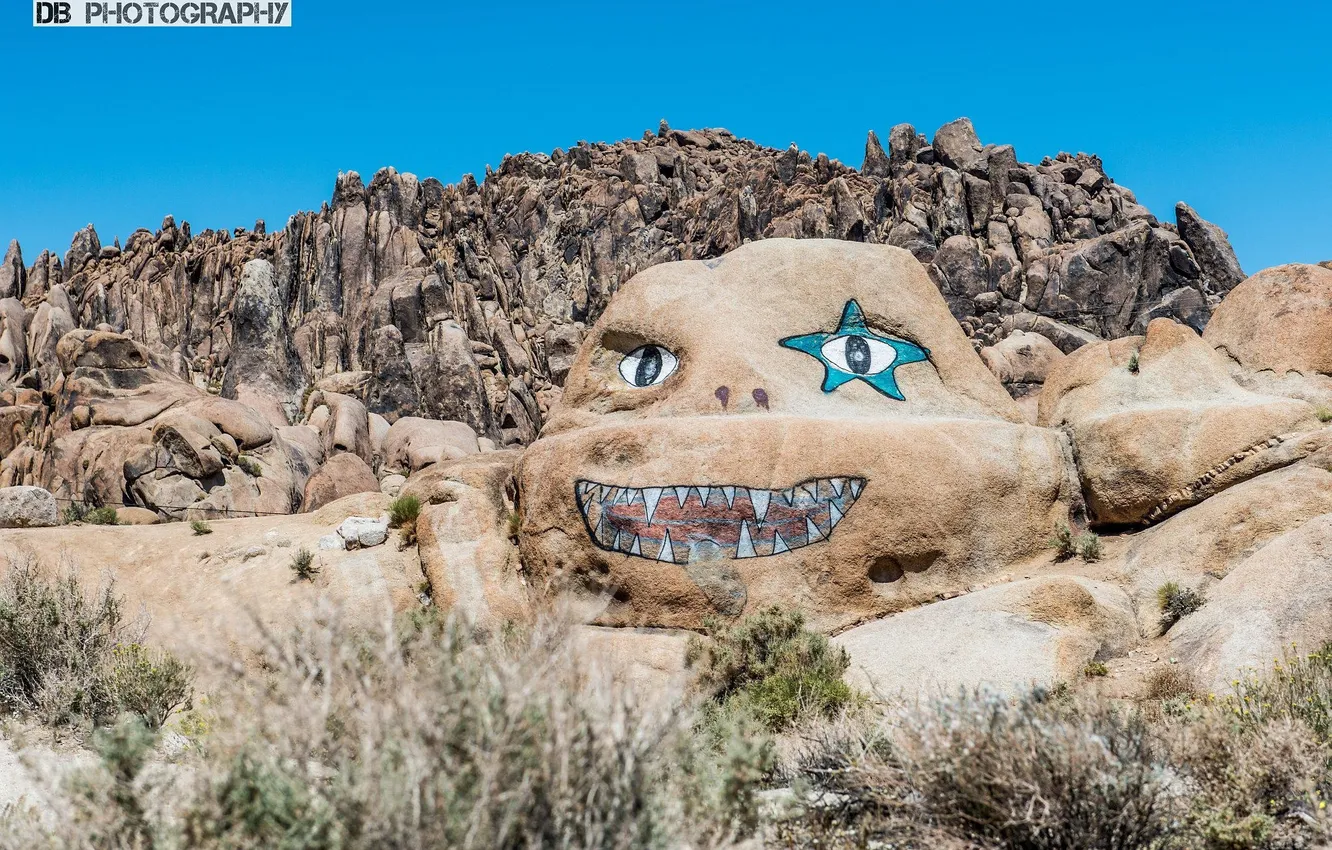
[34,1,291,26]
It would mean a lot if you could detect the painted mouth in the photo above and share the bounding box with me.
[575,477,864,564]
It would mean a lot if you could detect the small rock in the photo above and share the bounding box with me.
[0,486,59,528]
[337,516,389,549]
[115,507,161,526]
[242,546,266,561]
[318,533,346,551]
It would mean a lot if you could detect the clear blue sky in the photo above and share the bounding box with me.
[0,1,1327,274]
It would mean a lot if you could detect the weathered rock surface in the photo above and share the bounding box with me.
[835,576,1137,698]
[1204,263,1332,377]
[1119,462,1332,624]
[302,452,380,511]
[1039,318,1317,525]
[1168,514,1332,692]
[404,452,527,630]
[381,416,479,475]
[0,492,425,671]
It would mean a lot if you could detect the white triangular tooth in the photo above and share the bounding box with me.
[656,529,675,563]
[736,522,757,558]
[772,530,790,555]
[830,477,844,497]
[673,486,690,507]
[697,486,711,506]
[800,482,817,502]
[750,489,770,523]
[850,479,863,499]
[829,501,844,529]
[806,516,825,543]
[630,535,642,556]
[722,486,736,508]
[642,487,662,525]
[781,488,796,507]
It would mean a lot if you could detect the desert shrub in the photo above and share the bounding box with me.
[289,547,318,582]
[0,556,190,732]
[794,691,1179,850]
[174,613,757,848]
[61,502,89,524]
[1318,406,1332,424]
[1143,666,1199,708]
[191,519,213,536]
[687,606,855,734]
[236,455,262,477]
[387,494,421,528]
[0,557,134,728]
[389,495,422,547]
[1049,522,1077,560]
[1075,531,1102,561]
[1177,713,1327,850]
[105,643,193,730]
[1128,351,1141,374]
[1159,581,1206,632]
[84,506,119,526]
[1085,661,1109,677]
[1225,643,1332,743]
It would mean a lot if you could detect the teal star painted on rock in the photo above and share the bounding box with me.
[779,300,930,401]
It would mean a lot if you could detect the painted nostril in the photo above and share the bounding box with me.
[752,388,769,410]
[715,386,729,409]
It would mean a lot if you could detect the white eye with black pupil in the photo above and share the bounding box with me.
[618,345,678,387]
[820,335,897,376]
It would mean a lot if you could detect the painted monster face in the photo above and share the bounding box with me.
[518,239,1075,631]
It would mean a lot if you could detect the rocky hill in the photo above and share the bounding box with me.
[0,117,1245,511]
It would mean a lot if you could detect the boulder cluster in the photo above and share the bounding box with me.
[0,119,1242,516]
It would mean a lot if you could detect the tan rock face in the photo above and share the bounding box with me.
[302,452,380,512]
[1167,513,1332,692]
[1121,463,1332,620]
[980,329,1065,386]
[835,576,1138,699]
[0,492,426,679]
[381,416,479,475]
[1204,263,1332,376]
[519,240,1077,631]
[403,452,527,630]
[1039,318,1317,525]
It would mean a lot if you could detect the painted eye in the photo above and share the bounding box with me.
[820,335,897,376]
[618,345,678,387]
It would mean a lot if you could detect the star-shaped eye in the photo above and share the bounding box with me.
[779,300,930,401]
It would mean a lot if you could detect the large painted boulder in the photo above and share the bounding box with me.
[517,239,1078,631]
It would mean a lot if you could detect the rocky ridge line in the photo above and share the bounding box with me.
[0,118,1244,488]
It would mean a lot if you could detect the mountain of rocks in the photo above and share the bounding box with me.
[0,117,1245,514]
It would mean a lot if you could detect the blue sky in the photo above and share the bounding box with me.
[0,1,1327,274]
